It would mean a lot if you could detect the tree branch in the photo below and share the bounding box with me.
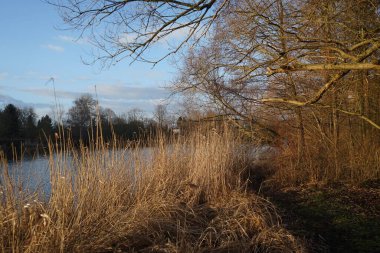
[267,63,380,74]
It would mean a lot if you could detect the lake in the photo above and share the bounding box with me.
[0,145,274,200]
[1,154,61,199]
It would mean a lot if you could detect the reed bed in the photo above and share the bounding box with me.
[272,136,380,186]
[0,129,303,252]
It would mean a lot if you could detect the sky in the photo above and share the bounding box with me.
[0,1,177,119]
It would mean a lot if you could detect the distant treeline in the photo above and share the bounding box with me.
[0,104,51,155]
[0,95,173,159]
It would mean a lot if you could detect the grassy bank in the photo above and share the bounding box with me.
[247,153,380,253]
[0,129,303,252]
[264,183,380,253]
[250,125,380,252]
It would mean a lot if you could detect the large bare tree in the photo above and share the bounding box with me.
[52,0,380,131]
[50,0,227,64]
[173,0,380,179]
[52,0,380,181]
[176,0,379,127]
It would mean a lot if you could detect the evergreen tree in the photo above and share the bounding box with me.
[37,115,53,138]
[0,104,21,139]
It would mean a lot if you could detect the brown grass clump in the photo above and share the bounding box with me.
[271,135,380,186]
[0,129,304,252]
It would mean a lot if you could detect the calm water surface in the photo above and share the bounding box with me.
[1,145,272,199]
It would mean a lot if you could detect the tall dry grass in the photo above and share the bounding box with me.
[0,128,303,252]
[272,134,380,186]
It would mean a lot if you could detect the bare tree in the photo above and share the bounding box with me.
[67,94,97,128]
[49,0,227,65]
[99,107,117,124]
[51,0,380,182]
[174,0,380,129]
[52,0,380,132]
[126,108,145,123]
[154,103,168,127]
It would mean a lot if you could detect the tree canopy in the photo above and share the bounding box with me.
[52,0,380,131]
[50,0,380,181]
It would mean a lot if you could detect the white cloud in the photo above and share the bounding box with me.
[22,84,168,102]
[94,83,169,100]
[0,94,24,105]
[19,87,80,100]
[0,72,8,80]
[118,28,191,47]
[165,27,191,41]
[0,94,50,110]
[58,35,89,45]
[118,33,138,46]
[18,83,170,115]
[45,44,64,52]
[12,71,59,82]
[58,35,75,42]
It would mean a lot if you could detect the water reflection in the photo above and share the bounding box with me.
[0,148,154,200]
[0,145,269,200]
[2,155,53,199]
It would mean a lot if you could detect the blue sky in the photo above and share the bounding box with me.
[0,1,176,118]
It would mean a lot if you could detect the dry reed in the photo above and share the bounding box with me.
[271,135,380,186]
[0,128,304,252]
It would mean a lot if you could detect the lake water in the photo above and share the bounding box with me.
[1,155,60,199]
[0,148,156,199]
[0,145,274,199]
